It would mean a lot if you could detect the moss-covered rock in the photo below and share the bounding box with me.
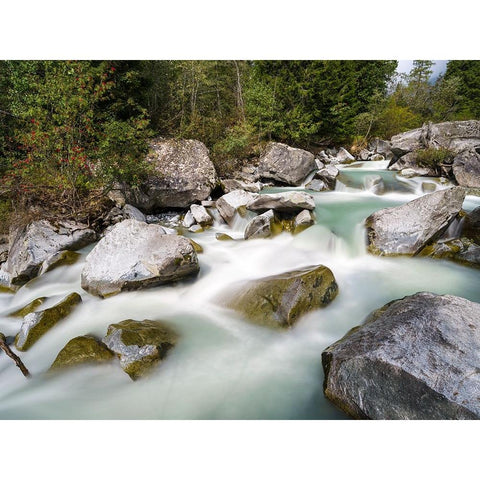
[419,237,480,268]
[219,265,338,328]
[215,233,234,241]
[10,297,47,317]
[49,335,114,371]
[39,251,81,275]
[189,239,204,253]
[102,319,178,380]
[15,292,82,351]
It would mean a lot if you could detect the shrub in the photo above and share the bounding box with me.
[416,147,455,170]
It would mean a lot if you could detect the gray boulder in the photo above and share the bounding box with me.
[314,165,339,190]
[305,179,328,192]
[220,178,262,194]
[333,147,355,164]
[81,220,199,298]
[124,139,218,210]
[218,265,338,329]
[0,220,96,288]
[189,204,213,226]
[102,319,177,380]
[322,292,480,419]
[246,191,315,213]
[257,142,316,186]
[388,151,437,176]
[216,190,258,225]
[182,211,195,228]
[390,121,480,158]
[366,187,466,255]
[452,148,480,188]
[294,209,315,232]
[244,210,275,240]
[15,293,82,351]
[358,149,371,161]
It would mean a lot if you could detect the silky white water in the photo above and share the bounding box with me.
[1,163,480,419]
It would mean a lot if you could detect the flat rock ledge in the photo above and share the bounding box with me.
[322,292,480,420]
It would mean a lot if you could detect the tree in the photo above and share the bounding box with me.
[1,60,151,214]
[444,60,480,118]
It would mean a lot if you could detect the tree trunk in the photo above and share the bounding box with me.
[0,333,30,378]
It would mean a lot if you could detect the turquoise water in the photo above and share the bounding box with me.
[1,163,479,419]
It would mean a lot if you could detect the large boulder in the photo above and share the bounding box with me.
[216,190,258,225]
[81,220,199,298]
[0,220,96,288]
[452,148,480,188]
[246,191,315,213]
[322,292,480,419]
[50,335,114,371]
[390,121,480,158]
[218,265,338,328]
[390,127,424,157]
[366,187,465,255]
[314,165,339,190]
[102,319,177,380]
[123,139,218,210]
[15,293,82,351]
[256,142,316,186]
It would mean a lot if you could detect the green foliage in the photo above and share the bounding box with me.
[416,147,455,170]
[444,60,480,118]
[1,61,151,213]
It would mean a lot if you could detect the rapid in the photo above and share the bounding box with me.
[1,161,480,419]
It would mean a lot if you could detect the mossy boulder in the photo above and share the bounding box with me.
[15,292,82,351]
[189,239,204,253]
[49,335,114,371]
[215,233,234,241]
[10,297,47,317]
[102,319,178,380]
[39,251,81,275]
[218,265,338,328]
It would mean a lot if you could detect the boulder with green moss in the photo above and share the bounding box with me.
[218,265,338,328]
[102,319,178,380]
[39,251,81,275]
[10,297,47,317]
[246,191,315,213]
[49,335,114,370]
[15,292,82,351]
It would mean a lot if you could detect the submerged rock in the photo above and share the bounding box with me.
[246,191,315,213]
[102,319,177,380]
[216,190,258,225]
[257,142,316,186]
[219,265,338,328]
[363,175,385,195]
[366,187,465,256]
[0,220,96,288]
[322,292,480,419]
[81,220,199,298]
[123,138,218,210]
[244,210,275,240]
[50,336,114,371]
[10,297,47,317]
[15,292,82,351]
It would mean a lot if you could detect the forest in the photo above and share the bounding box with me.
[0,60,479,229]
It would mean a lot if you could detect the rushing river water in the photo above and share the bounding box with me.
[1,162,480,420]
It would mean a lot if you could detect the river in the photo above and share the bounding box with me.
[1,161,480,419]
